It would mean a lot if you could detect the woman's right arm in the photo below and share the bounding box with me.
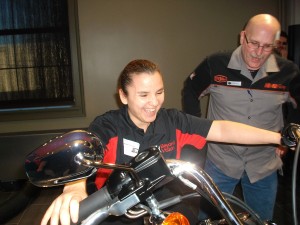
[41,179,88,225]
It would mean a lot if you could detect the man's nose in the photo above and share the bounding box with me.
[255,46,264,55]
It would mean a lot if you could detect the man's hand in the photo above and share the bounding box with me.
[281,123,300,149]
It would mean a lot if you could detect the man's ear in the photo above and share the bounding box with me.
[240,30,245,45]
[119,89,128,105]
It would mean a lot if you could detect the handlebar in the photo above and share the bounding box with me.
[77,186,112,223]
[80,194,140,225]
[25,129,299,225]
[76,159,245,225]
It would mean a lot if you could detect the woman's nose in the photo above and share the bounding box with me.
[149,95,159,106]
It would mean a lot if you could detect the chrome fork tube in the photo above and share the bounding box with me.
[166,160,243,225]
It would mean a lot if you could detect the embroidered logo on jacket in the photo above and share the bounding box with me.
[214,75,227,83]
[264,83,287,90]
[160,141,175,153]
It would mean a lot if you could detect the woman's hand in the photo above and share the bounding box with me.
[41,179,87,225]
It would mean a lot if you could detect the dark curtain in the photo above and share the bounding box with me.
[0,0,73,109]
[285,24,300,124]
[288,24,300,68]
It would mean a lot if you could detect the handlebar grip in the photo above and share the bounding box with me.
[77,186,112,223]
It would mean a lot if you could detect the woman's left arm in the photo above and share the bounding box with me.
[206,120,281,145]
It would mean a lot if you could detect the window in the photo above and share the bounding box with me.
[0,0,84,121]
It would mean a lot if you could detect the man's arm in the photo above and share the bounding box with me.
[182,76,202,117]
[182,58,211,117]
[287,66,300,123]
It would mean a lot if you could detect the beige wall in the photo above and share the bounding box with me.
[1,0,282,134]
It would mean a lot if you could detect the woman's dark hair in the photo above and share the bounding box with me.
[118,59,161,95]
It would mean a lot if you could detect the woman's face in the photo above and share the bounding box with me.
[119,71,164,131]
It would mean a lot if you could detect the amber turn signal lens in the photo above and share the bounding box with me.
[162,212,190,225]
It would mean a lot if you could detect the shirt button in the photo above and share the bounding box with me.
[250,99,253,102]
[248,116,251,119]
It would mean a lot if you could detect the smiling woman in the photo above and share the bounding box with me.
[0,0,84,121]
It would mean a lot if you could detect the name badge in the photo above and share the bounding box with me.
[123,138,140,157]
[227,81,241,86]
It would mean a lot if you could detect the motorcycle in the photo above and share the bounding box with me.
[24,129,300,225]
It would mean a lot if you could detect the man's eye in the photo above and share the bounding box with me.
[250,41,259,46]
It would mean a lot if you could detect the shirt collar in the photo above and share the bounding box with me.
[122,105,164,134]
[122,105,143,133]
[228,45,279,73]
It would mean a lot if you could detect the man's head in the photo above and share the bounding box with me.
[274,31,288,59]
[240,14,281,70]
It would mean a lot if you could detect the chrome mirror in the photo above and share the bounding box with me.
[25,130,105,187]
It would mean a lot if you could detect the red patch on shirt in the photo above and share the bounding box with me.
[264,83,286,90]
[214,75,228,83]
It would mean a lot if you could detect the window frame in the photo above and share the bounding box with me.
[0,0,85,122]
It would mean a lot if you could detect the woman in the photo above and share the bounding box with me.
[42,59,287,225]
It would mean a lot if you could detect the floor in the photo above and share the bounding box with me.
[0,184,63,225]
[1,153,299,225]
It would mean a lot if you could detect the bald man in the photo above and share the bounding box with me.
[182,14,300,221]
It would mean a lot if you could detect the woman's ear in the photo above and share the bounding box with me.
[119,89,128,105]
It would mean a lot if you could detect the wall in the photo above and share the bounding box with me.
[0,0,281,134]
[0,131,66,179]
[287,0,300,25]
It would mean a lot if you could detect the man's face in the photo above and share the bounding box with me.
[276,36,288,51]
[275,36,288,58]
[119,71,164,131]
[240,30,275,70]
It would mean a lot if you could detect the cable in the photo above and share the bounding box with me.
[178,191,264,224]
[222,192,264,225]
[292,141,300,225]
